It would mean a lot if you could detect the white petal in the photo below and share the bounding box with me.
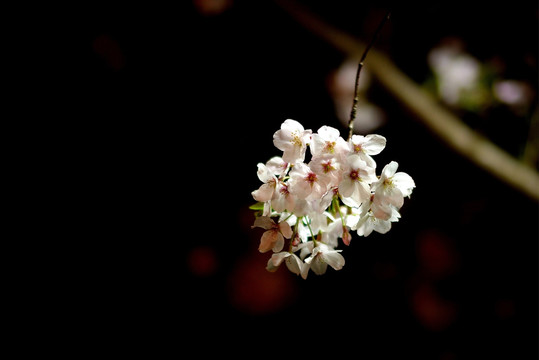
[393,172,416,197]
[323,251,345,271]
[285,254,304,276]
[373,218,392,234]
[282,119,304,132]
[381,161,399,179]
[317,125,340,140]
[362,134,386,155]
[310,256,328,275]
[256,163,275,183]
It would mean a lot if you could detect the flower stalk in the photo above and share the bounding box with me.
[348,10,391,140]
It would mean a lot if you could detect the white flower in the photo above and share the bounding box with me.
[273,119,312,164]
[288,163,328,200]
[349,134,386,168]
[371,161,415,216]
[352,198,400,236]
[339,154,377,207]
[304,242,345,275]
[310,125,348,158]
[271,181,296,213]
[309,154,343,189]
[252,216,293,253]
[266,251,309,279]
[251,163,277,202]
[265,156,289,178]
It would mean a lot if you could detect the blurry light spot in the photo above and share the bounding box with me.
[494,299,515,320]
[92,34,125,71]
[227,252,296,315]
[493,80,533,106]
[327,58,385,133]
[193,0,233,16]
[411,284,457,332]
[427,39,482,107]
[187,246,218,277]
[416,229,458,279]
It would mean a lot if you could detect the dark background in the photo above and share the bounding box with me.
[73,1,537,358]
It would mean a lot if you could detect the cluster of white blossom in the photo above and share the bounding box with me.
[251,119,415,279]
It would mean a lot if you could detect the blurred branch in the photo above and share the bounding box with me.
[275,0,539,201]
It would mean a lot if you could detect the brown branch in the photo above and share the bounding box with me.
[274,0,539,201]
[348,10,391,140]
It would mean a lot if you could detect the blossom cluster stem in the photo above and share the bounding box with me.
[347,10,391,141]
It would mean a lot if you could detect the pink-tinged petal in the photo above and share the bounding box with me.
[278,221,293,239]
[271,252,290,267]
[266,157,288,176]
[252,216,275,230]
[338,177,355,198]
[362,134,386,155]
[259,230,278,253]
[371,200,393,221]
[272,233,285,252]
[342,228,352,246]
[272,130,290,152]
[251,183,275,202]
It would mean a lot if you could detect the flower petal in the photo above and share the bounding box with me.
[363,134,386,155]
[323,251,345,271]
[285,254,304,276]
[278,221,293,239]
[272,233,285,252]
[393,172,416,197]
[252,216,275,230]
[251,183,275,202]
[258,230,278,253]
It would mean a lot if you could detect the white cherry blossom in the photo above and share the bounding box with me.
[310,125,348,158]
[251,163,277,203]
[273,119,312,164]
[339,154,376,207]
[288,163,328,200]
[304,242,345,275]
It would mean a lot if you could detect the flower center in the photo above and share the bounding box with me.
[322,160,335,173]
[306,172,317,185]
[349,169,361,181]
[291,131,303,147]
[324,141,336,154]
